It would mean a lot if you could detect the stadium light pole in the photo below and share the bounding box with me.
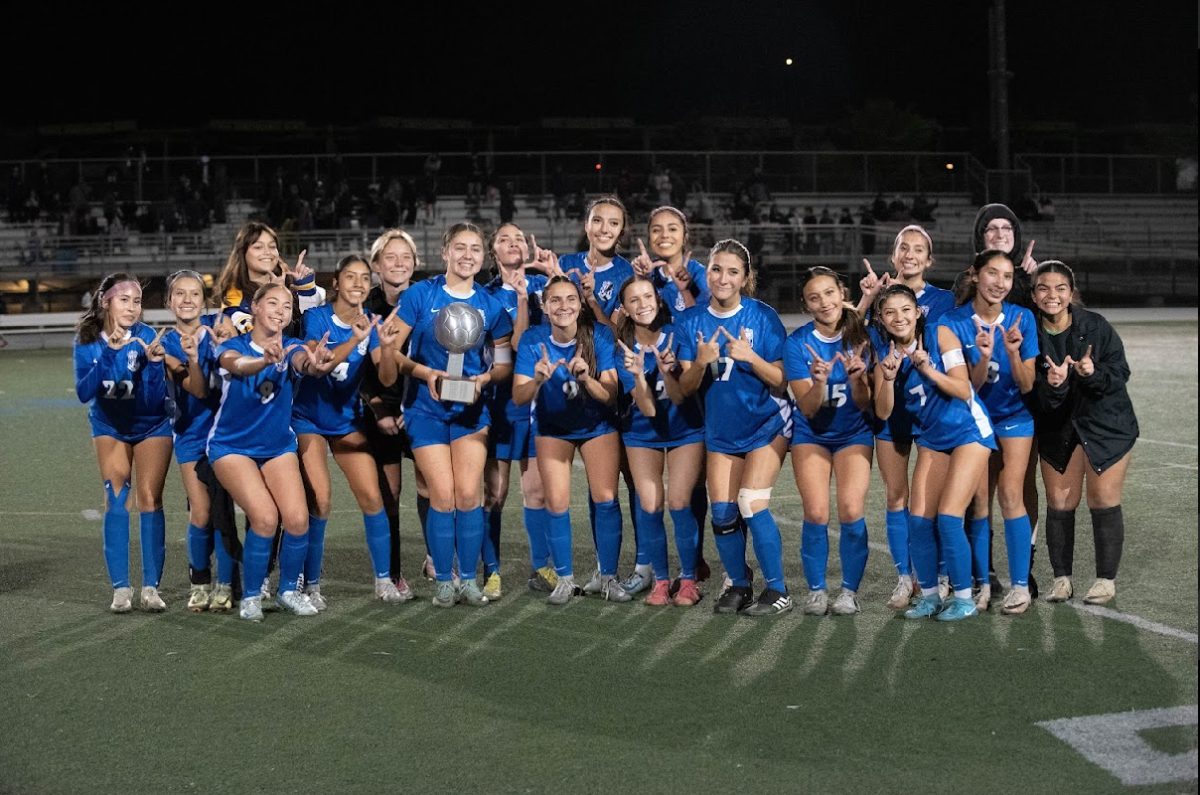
[988,0,1012,198]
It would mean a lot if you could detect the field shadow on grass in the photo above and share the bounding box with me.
[0,556,57,593]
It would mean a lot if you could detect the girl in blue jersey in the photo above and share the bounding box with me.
[873,284,996,621]
[512,276,622,604]
[385,222,514,608]
[74,273,172,613]
[941,250,1039,615]
[214,221,324,336]
[556,196,635,329]
[615,275,706,606]
[482,222,554,599]
[209,283,345,621]
[786,267,874,617]
[294,254,406,610]
[859,227,956,609]
[158,270,237,613]
[676,240,793,617]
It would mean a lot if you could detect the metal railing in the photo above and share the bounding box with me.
[1017,153,1194,195]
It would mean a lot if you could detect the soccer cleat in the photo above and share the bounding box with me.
[239,596,264,622]
[187,583,212,612]
[974,583,992,612]
[1045,576,1073,603]
[457,579,490,607]
[536,565,558,588]
[740,588,794,617]
[886,576,913,610]
[422,555,436,581]
[830,589,860,616]
[644,580,671,606]
[1083,578,1116,605]
[1001,585,1032,615]
[672,579,702,607]
[803,589,828,616]
[713,585,753,614]
[305,585,328,612]
[547,577,575,605]
[937,575,951,602]
[600,576,632,603]
[482,572,503,601]
[260,577,277,611]
[209,584,234,612]
[934,596,979,622]
[620,569,652,595]
[110,587,133,613]
[527,569,555,593]
[276,590,319,616]
[140,586,167,612]
[375,578,407,604]
[581,568,603,595]
[432,581,457,608]
[393,577,415,602]
[904,594,943,619]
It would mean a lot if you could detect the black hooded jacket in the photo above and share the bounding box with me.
[970,203,1033,308]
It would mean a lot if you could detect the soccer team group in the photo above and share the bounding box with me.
[72,196,1139,622]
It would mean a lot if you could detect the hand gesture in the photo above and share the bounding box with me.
[651,332,677,374]
[879,341,904,382]
[805,343,833,385]
[842,341,870,382]
[529,235,562,277]
[909,335,931,372]
[617,339,646,379]
[1044,353,1070,388]
[576,269,595,301]
[859,258,882,300]
[377,305,402,349]
[568,355,591,383]
[503,264,528,298]
[262,339,287,365]
[213,316,238,343]
[534,344,565,383]
[350,310,374,343]
[1002,316,1024,356]
[290,249,314,283]
[973,316,994,359]
[1072,344,1094,378]
[632,238,666,277]
[694,329,721,367]
[179,329,198,360]
[670,252,694,288]
[133,327,169,363]
[721,326,755,363]
[1020,239,1038,276]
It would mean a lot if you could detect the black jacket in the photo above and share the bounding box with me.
[359,285,407,415]
[1033,306,1138,473]
[971,203,1033,308]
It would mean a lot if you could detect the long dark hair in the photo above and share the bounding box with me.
[1033,260,1085,309]
[331,253,370,303]
[216,221,279,306]
[614,274,671,349]
[575,195,627,255]
[544,275,598,377]
[954,248,1015,306]
[873,283,926,347]
[799,266,869,353]
[76,272,139,344]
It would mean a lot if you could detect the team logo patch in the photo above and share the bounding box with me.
[127,349,141,373]
[598,281,614,302]
[356,338,369,356]
[674,294,686,312]
[743,328,755,344]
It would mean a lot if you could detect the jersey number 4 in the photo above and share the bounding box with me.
[102,380,134,400]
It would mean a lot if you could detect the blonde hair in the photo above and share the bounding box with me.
[369,228,422,270]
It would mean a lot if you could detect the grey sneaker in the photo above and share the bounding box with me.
[140,586,167,612]
[600,576,632,603]
[305,584,328,612]
[830,589,860,616]
[110,586,134,613]
[187,583,212,612]
[239,596,264,621]
[886,576,913,610]
[457,579,490,607]
[275,590,319,616]
[937,575,951,602]
[432,581,457,608]
[547,576,576,605]
[803,589,828,616]
[620,569,652,595]
[209,583,234,612]
[581,568,603,595]
[393,577,415,602]
[375,578,406,604]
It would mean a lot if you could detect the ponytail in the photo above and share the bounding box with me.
[76,272,138,344]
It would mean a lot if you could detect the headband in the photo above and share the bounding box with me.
[102,280,142,301]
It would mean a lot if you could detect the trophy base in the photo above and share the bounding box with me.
[438,376,477,404]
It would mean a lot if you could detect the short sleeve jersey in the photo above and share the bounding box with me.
[938,301,1039,423]
[652,259,710,319]
[292,304,379,435]
[161,324,222,441]
[485,272,547,423]
[901,324,995,451]
[784,323,873,444]
[73,322,170,437]
[615,325,705,447]
[515,323,618,440]
[208,334,304,459]
[558,251,635,319]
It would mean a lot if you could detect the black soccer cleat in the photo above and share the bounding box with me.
[739,588,794,617]
[714,585,753,614]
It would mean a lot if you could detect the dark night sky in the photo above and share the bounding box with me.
[3,1,1196,130]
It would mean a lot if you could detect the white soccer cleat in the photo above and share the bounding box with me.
[803,589,828,616]
[187,584,212,612]
[830,589,860,616]
[239,596,264,622]
[1083,578,1116,605]
[886,576,913,610]
[110,587,134,613]
[305,584,328,612]
[276,590,319,616]
[140,586,167,612]
[375,578,406,604]
[209,583,234,612]
[1045,576,1073,603]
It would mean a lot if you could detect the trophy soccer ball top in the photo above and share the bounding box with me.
[433,302,486,403]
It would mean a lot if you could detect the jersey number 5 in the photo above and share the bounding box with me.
[825,383,847,408]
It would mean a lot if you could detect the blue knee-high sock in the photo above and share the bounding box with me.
[213,524,235,584]
[937,514,972,594]
[277,532,309,594]
[635,504,669,580]
[455,507,486,580]
[669,507,699,580]
[417,495,431,554]
[711,502,748,588]
[839,518,869,592]
[102,481,131,588]
[800,520,829,591]
[587,493,597,548]
[908,515,938,591]
[966,516,990,585]
[428,508,456,582]
[933,521,947,578]
[139,509,165,588]
[546,509,573,577]
[363,509,392,580]
[1004,514,1033,588]
[242,532,273,599]
[885,509,910,577]
[593,499,623,576]
[482,508,503,575]
[186,522,212,574]
[304,516,328,586]
[747,509,786,592]
[523,506,550,569]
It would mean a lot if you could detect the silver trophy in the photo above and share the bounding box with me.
[433,301,486,403]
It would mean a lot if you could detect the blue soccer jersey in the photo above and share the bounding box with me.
[917,283,956,322]
[292,304,379,436]
[515,324,618,440]
[559,251,635,319]
[784,323,873,446]
[616,325,705,449]
[161,325,222,459]
[899,325,995,452]
[398,274,514,423]
[939,302,1039,424]
[208,334,305,460]
[74,323,171,441]
[651,259,710,319]
[485,273,547,423]
[868,325,918,443]
[675,299,790,455]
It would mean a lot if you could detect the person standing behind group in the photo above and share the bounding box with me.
[557,196,635,329]
[214,221,325,336]
[74,273,172,613]
[1031,262,1137,606]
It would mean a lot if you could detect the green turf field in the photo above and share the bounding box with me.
[1,320,1196,793]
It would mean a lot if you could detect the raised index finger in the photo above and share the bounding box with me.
[863,258,875,275]
[637,238,648,257]
[803,342,825,363]
[1082,344,1093,360]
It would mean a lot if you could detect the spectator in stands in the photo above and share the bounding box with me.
[887,194,909,222]
[871,192,888,221]
[691,182,715,226]
[550,164,568,222]
[911,193,939,222]
[652,165,672,207]
[858,204,877,257]
[768,202,788,225]
[670,170,688,211]
[7,166,26,222]
[418,172,438,224]
[818,206,834,254]
[499,181,516,223]
[802,206,819,255]
[402,178,418,226]
[467,155,484,202]
[837,206,855,253]
[1038,196,1056,221]
[1015,192,1040,222]
[423,152,442,179]
[566,189,586,222]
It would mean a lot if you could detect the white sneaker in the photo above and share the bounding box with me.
[276,590,319,616]
[187,583,212,612]
[803,589,828,616]
[209,583,234,612]
[830,589,860,616]
[261,577,278,611]
[305,584,328,612]
[1001,585,1031,615]
[140,586,167,612]
[581,568,603,595]
[886,576,913,610]
[600,575,632,602]
[239,596,264,621]
[1083,578,1116,605]
[1045,576,1073,603]
[110,586,133,613]
[547,576,575,605]
[975,583,992,612]
[375,578,406,604]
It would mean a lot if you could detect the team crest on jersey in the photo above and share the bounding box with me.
[127,349,141,372]
[674,293,686,312]
[598,281,614,303]
[356,338,369,356]
[743,328,755,344]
